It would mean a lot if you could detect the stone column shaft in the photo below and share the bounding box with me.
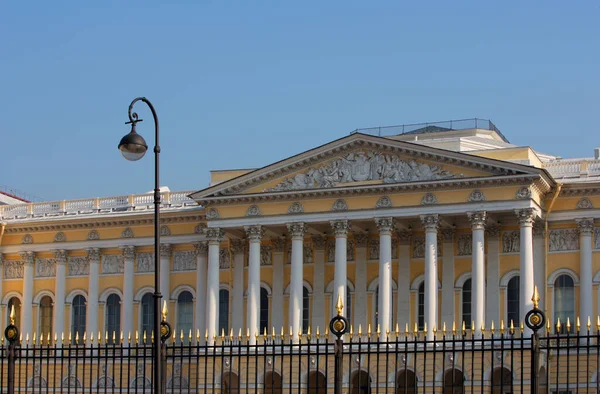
[421,215,439,340]
[121,246,135,338]
[441,229,455,327]
[206,228,224,345]
[396,231,411,331]
[331,221,350,318]
[516,209,535,335]
[354,234,369,329]
[577,218,594,334]
[86,248,100,345]
[376,217,393,341]
[468,212,486,336]
[246,225,263,344]
[53,250,67,338]
[311,236,326,331]
[194,242,208,344]
[21,251,35,337]
[160,244,172,308]
[231,240,245,333]
[288,223,306,340]
[272,239,285,332]
[486,227,500,327]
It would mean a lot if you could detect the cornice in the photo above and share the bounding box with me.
[559,184,600,197]
[4,213,206,234]
[198,174,542,206]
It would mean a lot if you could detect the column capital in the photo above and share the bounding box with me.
[375,217,394,234]
[354,233,369,248]
[396,230,412,245]
[515,208,536,227]
[120,245,136,260]
[287,222,307,239]
[245,225,265,241]
[230,239,246,255]
[440,228,455,242]
[53,249,68,264]
[206,228,225,244]
[271,238,286,252]
[194,241,208,255]
[311,235,326,251]
[486,225,500,239]
[330,220,351,237]
[160,244,172,257]
[85,248,101,262]
[533,220,546,238]
[20,251,35,266]
[467,211,487,230]
[420,214,439,232]
[576,218,595,236]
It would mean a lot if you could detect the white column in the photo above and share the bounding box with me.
[331,220,350,318]
[287,222,306,340]
[194,242,208,344]
[206,228,224,345]
[577,218,594,334]
[396,230,411,331]
[468,211,486,336]
[20,251,35,337]
[420,215,439,340]
[440,229,455,328]
[230,239,245,333]
[272,239,285,332]
[354,234,369,329]
[485,226,501,327]
[245,225,263,344]
[311,236,326,331]
[533,223,546,315]
[375,217,394,340]
[121,246,135,339]
[516,208,535,335]
[86,248,100,345]
[53,250,68,338]
[160,244,172,307]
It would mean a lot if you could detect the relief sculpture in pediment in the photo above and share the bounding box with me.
[267,151,458,191]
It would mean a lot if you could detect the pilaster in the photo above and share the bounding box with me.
[194,242,208,344]
[53,249,68,340]
[440,228,455,327]
[230,239,246,332]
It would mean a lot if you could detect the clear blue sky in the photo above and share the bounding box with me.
[1,1,599,202]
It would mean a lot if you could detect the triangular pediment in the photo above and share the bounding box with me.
[190,133,547,204]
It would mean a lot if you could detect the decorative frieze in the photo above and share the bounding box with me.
[54,232,66,242]
[549,229,579,252]
[287,223,307,239]
[468,190,486,202]
[20,251,35,265]
[194,242,208,255]
[375,217,394,234]
[576,218,595,236]
[369,239,379,260]
[173,251,196,271]
[311,236,325,251]
[391,238,398,259]
[420,214,439,230]
[136,253,154,273]
[288,202,304,214]
[4,260,23,279]
[160,244,172,258]
[246,205,261,217]
[421,193,437,205]
[413,236,425,258]
[206,228,225,243]
[36,258,56,277]
[102,255,124,274]
[515,208,536,226]
[219,248,231,269]
[68,257,89,276]
[121,228,134,238]
[271,238,286,253]
[467,211,487,230]
[330,220,351,237]
[327,239,336,263]
[346,240,355,261]
[206,208,219,220]
[266,151,457,191]
[87,230,100,240]
[355,233,369,248]
[245,225,265,241]
[441,228,455,242]
[261,245,272,266]
[121,246,136,260]
[516,187,532,199]
[194,223,206,234]
[577,197,593,209]
[332,199,348,211]
[457,234,472,256]
[21,234,33,244]
[502,231,520,253]
[396,230,412,245]
[304,243,313,264]
[376,196,392,209]
[594,229,600,250]
[486,225,500,239]
[53,249,68,263]
[160,225,171,236]
[85,248,101,262]
[230,239,245,255]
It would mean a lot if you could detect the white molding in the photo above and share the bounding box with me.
[246,281,274,297]
[499,270,520,288]
[134,287,154,302]
[410,274,441,291]
[219,283,231,292]
[33,289,55,305]
[206,200,539,229]
[0,234,205,254]
[367,277,398,292]
[171,285,196,301]
[99,288,123,304]
[2,291,23,305]
[283,280,311,296]
[65,289,88,304]
[454,272,472,289]
[548,209,600,222]
[547,268,580,286]
[325,279,355,294]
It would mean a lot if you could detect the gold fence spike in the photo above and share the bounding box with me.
[368,324,372,336]
[9,304,15,325]
[75,331,79,344]
[190,330,194,343]
[376,324,381,336]
[121,331,124,344]
[490,321,495,334]
[414,322,418,335]
[510,320,515,335]
[471,321,475,334]
[423,323,428,335]
[33,332,37,345]
[432,324,437,335]
[325,326,329,336]
[105,331,108,343]
[181,330,185,342]
[588,316,592,331]
[197,329,201,342]
[358,324,362,336]
[55,333,58,344]
[280,327,284,339]
[335,293,344,316]
[566,317,571,333]
[19,333,22,344]
[162,300,168,322]
[532,285,540,309]
[246,328,250,339]
[452,321,457,336]
[520,321,524,334]
[25,333,29,345]
[206,329,210,341]
[405,323,409,336]
[151,331,155,343]
[316,326,320,339]
[237,328,242,341]
[48,333,52,345]
[500,320,505,335]
[481,322,485,334]
[272,327,276,340]
[112,331,115,344]
[395,323,399,336]
[263,327,267,340]
[136,331,139,343]
[69,332,72,343]
[307,326,311,340]
[462,321,466,335]
[546,318,551,332]
[576,317,581,333]
[98,331,101,344]
[222,329,226,340]
[83,332,87,343]
[442,322,447,335]
[126,331,130,343]
[349,325,354,337]
[597,316,600,331]
[229,328,234,341]
[298,328,302,339]
[289,326,293,338]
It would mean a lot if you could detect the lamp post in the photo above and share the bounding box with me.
[118,97,163,394]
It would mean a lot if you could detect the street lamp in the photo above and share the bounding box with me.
[118,97,166,394]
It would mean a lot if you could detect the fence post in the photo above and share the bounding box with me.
[4,305,19,394]
[525,286,545,394]
[160,301,172,394]
[329,295,349,394]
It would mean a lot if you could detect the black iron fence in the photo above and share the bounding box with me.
[1,293,599,393]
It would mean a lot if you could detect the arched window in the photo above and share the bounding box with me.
[221,372,240,394]
[462,279,472,329]
[141,293,154,342]
[396,370,416,394]
[351,370,371,394]
[260,287,269,334]
[39,296,53,336]
[554,274,575,333]
[507,276,520,327]
[71,295,86,344]
[307,370,327,394]
[492,367,512,394]
[219,289,229,334]
[418,283,425,330]
[106,294,121,344]
[375,284,394,329]
[264,371,282,394]
[177,291,194,343]
[443,369,464,394]
[302,286,310,333]
[7,297,21,328]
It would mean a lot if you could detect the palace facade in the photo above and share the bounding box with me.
[0,119,597,348]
